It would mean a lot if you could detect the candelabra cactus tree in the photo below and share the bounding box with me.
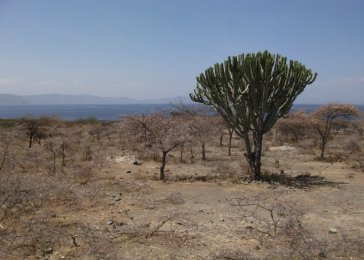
[190,51,317,180]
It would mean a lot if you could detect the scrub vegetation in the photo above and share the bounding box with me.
[0,103,363,259]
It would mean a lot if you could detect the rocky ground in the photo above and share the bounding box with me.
[1,134,363,259]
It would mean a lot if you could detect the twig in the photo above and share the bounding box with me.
[71,235,79,247]
[0,237,10,243]
[0,194,12,208]
[145,216,173,239]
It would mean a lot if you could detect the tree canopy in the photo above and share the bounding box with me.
[190,50,317,179]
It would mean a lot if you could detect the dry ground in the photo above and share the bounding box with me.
[1,131,363,259]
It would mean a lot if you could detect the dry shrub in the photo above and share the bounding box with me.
[228,189,363,259]
[159,192,185,205]
[230,190,305,242]
[0,169,84,258]
[276,110,310,143]
[213,233,363,260]
[310,104,358,159]
[345,139,361,154]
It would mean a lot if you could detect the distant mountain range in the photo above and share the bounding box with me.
[0,94,193,105]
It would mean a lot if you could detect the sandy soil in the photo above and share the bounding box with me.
[1,135,363,259]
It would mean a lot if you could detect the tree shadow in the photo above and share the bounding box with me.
[254,173,347,189]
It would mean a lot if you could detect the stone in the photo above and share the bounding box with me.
[106,220,114,225]
[329,228,337,234]
[319,251,326,258]
[44,247,53,254]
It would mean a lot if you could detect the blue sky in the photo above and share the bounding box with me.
[0,0,363,104]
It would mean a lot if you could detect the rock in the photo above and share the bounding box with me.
[106,220,114,225]
[319,251,326,258]
[246,225,254,230]
[329,228,337,234]
[133,160,141,165]
[113,155,136,163]
[44,247,53,254]
[120,209,129,214]
[114,198,121,202]
[269,145,296,151]
[126,170,131,173]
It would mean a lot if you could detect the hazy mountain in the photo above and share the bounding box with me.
[22,94,137,105]
[0,93,193,105]
[0,94,28,105]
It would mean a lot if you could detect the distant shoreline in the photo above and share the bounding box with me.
[0,104,362,121]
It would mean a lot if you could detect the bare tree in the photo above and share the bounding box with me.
[128,112,185,180]
[21,116,56,148]
[214,117,234,155]
[0,131,14,172]
[311,104,358,159]
[187,115,215,160]
[276,109,310,142]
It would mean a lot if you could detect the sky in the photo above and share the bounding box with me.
[0,0,363,104]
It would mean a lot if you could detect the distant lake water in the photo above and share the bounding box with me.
[0,104,361,121]
[0,104,175,120]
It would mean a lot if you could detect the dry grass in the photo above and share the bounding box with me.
[0,117,363,259]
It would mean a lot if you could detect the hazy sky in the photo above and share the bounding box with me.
[0,0,363,104]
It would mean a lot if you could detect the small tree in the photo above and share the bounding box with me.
[276,109,309,142]
[190,51,317,180]
[187,115,215,160]
[128,113,185,180]
[21,116,56,148]
[0,131,14,172]
[311,104,358,159]
[215,117,234,155]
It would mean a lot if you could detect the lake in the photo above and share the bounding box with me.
[0,104,361,121]
[0,104,175,120]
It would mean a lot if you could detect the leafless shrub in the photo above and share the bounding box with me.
[276,109,310,143]
[67,161,96,185]
[345,140,361,154]
[352,120,364,140]
[0,131,14,172]
[230,190,305,244]
[21,116,59,148]
[310,104,358,159]
[126,112,186,180]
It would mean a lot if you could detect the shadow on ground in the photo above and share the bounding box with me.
[256,173,347,189]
